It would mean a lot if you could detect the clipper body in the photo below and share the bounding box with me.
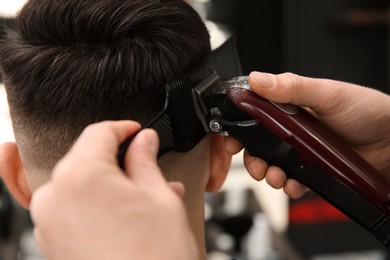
[193,73,390,247]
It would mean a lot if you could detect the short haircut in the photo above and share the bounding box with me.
[0,0,211,171]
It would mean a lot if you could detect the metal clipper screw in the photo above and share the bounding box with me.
[209,120,222,133]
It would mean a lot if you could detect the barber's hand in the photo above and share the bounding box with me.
[30,121,198,260]
[225,71,390,198]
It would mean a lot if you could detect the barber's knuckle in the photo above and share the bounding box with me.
[53,158,94,190]
[76,166,102,188]
[52,159,72,180]
[83,123,102,136]
[83,121,114,135]
[281,72,303,90]
[326,86,349,112]
[134,159,155,171]
[162,195,182,212]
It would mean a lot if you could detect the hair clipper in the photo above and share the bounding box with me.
[117,37,390,247]
[192,72,390,247]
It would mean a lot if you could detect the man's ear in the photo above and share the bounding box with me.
[206,135,232,192]
[0,142,32,208]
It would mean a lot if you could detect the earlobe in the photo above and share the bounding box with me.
[0,142,32,208]
[206,135,232,192]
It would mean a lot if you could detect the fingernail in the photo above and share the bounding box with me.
[141,129,159,154]
[250,72,275,88]
[137,129,159,154]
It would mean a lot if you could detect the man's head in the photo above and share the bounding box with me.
[0,0,231,229]
[1,0,210,171]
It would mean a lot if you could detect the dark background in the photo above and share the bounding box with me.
[209,0,389,93]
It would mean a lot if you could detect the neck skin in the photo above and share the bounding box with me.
[185,195,207,260]
[160,140,211,260]
[173,173,208,260]
[164,170,209,260]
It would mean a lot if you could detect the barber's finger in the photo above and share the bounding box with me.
[265,166,287,189]
[64,121,141,165]
[283,179,310,199]
[125,129,167,187]
[243,149,268,181]
[248,71,348,112]
[224,136,244,155]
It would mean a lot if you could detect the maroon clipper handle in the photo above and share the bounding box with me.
[226,88,390,246]
[227,88,390,215]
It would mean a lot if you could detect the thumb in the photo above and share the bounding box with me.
[248,71,350,113]
[125,129,168,188]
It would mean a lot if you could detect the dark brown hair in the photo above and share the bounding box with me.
[0,0,210,170]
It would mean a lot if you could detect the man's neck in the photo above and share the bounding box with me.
[186,197,207,260]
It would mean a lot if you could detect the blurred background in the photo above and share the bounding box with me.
[0,0,389,259]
